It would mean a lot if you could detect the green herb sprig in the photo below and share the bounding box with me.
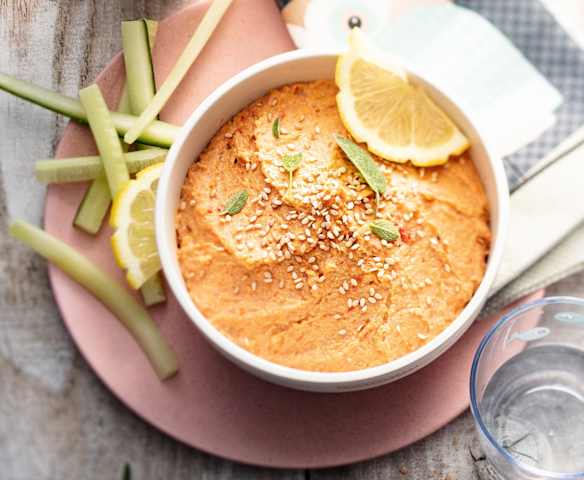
[272,117,280,139]
[369,219,400,242]
[221,189,248,216]
[334,134,387,212]
[282,153,302,197]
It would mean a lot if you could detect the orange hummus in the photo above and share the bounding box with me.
[176,80,490,372]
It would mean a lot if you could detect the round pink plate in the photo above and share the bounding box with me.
[44,0,539,468]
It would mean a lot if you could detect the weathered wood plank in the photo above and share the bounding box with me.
[1,1,583,479]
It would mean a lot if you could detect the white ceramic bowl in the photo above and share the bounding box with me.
[156,50,509,392]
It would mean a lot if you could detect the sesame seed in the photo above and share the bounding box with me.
[369,297,376,304]
[338,329,347,336]
[295,283,304,290]
[374,293,383,300]
[359,298,366,307]
[347,298,353,308]
[430,237,439,245]
[233,286,240,294]
[251,281,257,291]
[224,132,233,139]
[361,305,368,313]
[339,286,346,295]
[444,264,451,273]
[286,265,294,272]
[350,278,358,287]
[279,279,285,288]
[308,256,316,264]
[311,284,318,291]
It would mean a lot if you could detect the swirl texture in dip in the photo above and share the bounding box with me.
[176,80,490,372]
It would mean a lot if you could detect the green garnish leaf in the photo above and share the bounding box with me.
[221,189,248,215]
[272,117,280,139]
[122,464,132,480]
[369,219,400,242]
[282,153,302,172]
[282,153,302,196]
[334,135,387,210]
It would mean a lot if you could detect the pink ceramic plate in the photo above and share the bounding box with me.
[45,0,538,468]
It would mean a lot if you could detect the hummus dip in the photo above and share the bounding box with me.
[176,80,490,372]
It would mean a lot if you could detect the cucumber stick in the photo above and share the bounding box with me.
[73,178,112,235]
[79,84,130,197]
[72,87,134,235]
[0,73,178,147]
[122,19,166,306]
[9,220,178,380]
[124,0,233,144]
[36,149,166,183]
[140,275,166,307]
[122,20,156,115]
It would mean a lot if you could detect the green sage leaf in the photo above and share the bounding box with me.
[221,189,248,216]
[334,135,387,196]
[369,219,400,242]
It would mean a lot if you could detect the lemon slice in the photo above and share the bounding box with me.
[335,28,469,166]
[111,163,162,289]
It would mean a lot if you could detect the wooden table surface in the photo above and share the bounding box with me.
[1,1,582,478]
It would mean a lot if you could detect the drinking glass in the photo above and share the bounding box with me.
[470,297,584,479]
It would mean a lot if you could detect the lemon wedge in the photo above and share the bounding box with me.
[335,28,469,166]
[111,163,162,289]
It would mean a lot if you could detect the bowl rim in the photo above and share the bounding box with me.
[156,48,509,388]
[469,296,584,479]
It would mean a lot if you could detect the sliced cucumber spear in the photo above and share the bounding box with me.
[79,84,130,197]
[140,274,166,307]
[9,220,178,380]
[124,0,233,144]
[0,73,179,148]
[72,87,134,236]
[36,149,166,183]
[121,19,166,306]
[122,20,157,116]
[74,178,112,235]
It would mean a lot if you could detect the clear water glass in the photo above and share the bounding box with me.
[470,297,584,479]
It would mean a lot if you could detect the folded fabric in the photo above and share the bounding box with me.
[483,126,584,316]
